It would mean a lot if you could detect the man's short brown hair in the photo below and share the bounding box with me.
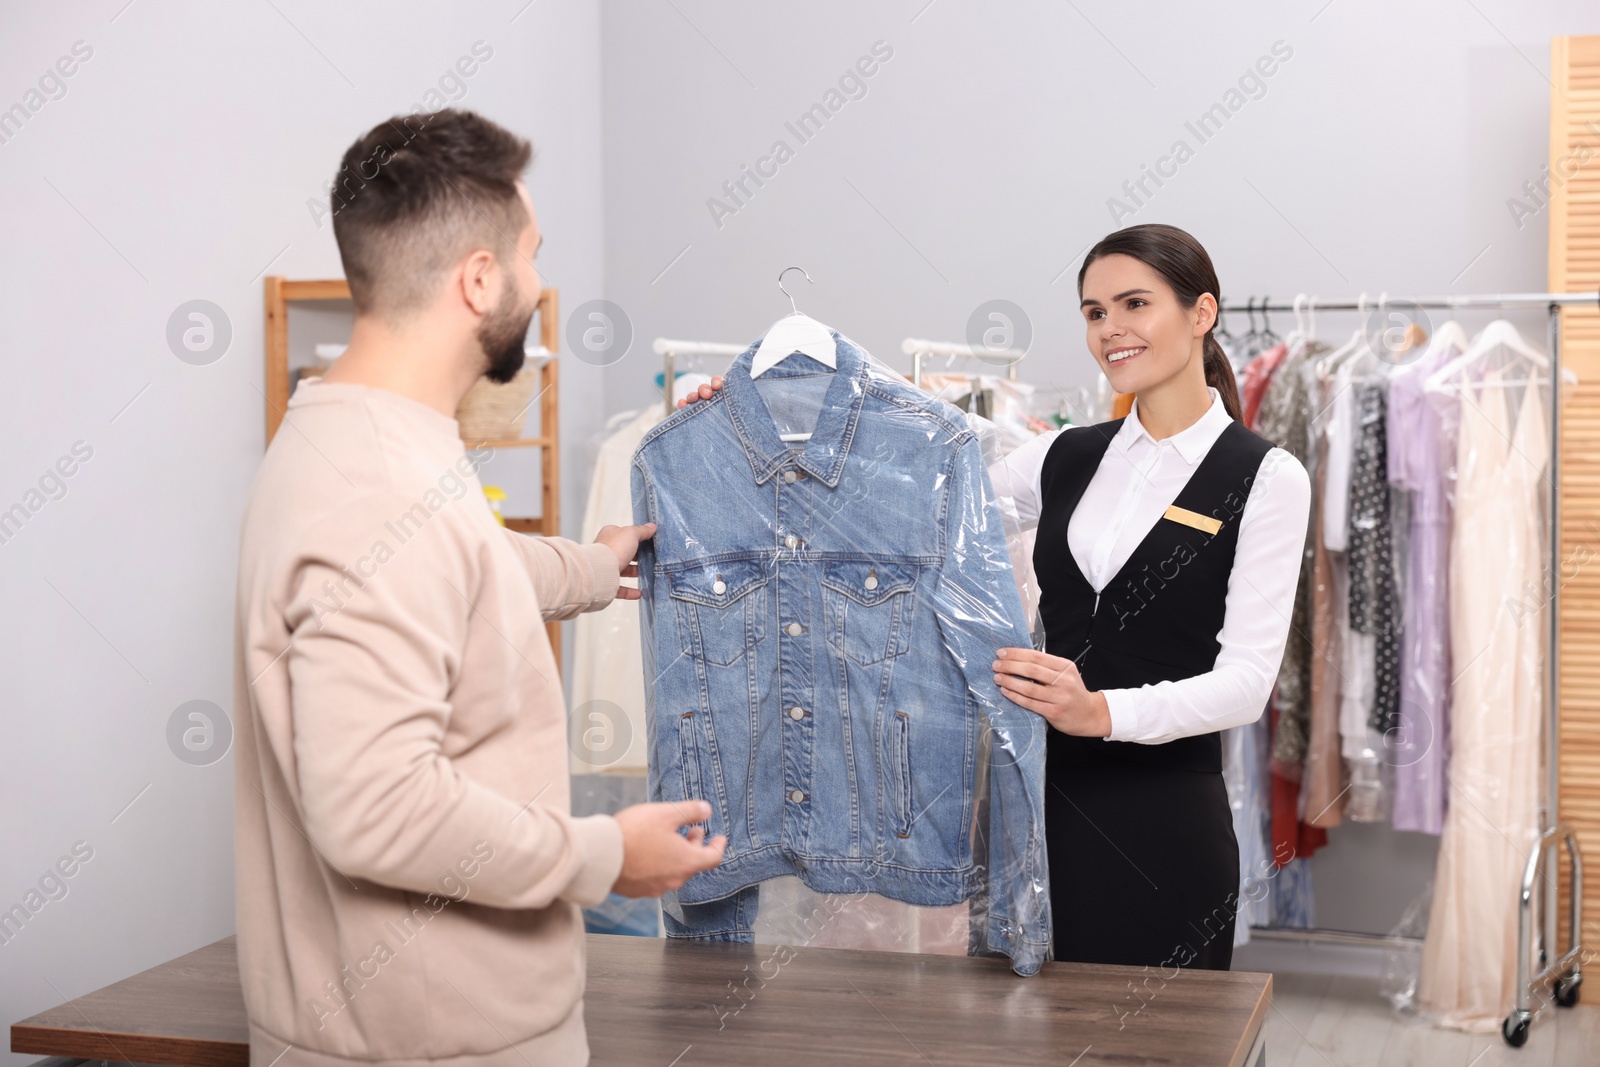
[329,109,533,317]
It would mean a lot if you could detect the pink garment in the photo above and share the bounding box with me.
[1419,370,1548,1031]
[1241,343,1288,429]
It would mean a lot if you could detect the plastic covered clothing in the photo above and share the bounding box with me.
[1385,342,1462,835]
[1419,370,1548,1030]
[1302,368,1348,828]
[1347,381,1401,738]
[631,333,1051,976]
[1255,341,1327,765]
[570,406,662,773]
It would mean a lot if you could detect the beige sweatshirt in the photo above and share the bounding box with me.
[233,380,624,1066]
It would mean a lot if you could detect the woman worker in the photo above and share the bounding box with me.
[989,223,1310,970]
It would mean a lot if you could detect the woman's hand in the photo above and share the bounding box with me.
[993,647,1113,738]
[676,376,724,409]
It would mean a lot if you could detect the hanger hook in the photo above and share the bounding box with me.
[1308,294,1317,338]
[1293,293,1307,336]
[1262,295,1273,336]
[1245,296,1257,335]
[777,266,813,316]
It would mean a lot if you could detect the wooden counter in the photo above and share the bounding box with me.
[12,934,1270,1066]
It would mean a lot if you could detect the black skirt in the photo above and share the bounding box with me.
[1045,758,1240,970]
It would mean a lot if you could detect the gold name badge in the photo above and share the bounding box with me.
[1163,505,1223,535]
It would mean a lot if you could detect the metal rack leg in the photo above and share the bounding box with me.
[1505,824,1585,1046]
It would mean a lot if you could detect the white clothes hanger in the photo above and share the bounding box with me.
[1424,318,1549,391]
[1417,319,1471,367]
[1316,292,1373,377]
[1285,293,1313,357]
[1359,292,1408,375]
[750,266,837,379]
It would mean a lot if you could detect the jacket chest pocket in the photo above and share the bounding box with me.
[822,560,917,666]
[668,558,770,666]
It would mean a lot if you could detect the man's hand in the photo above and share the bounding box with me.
[611,800,728,898]
[594,522,654,601]
[675,376,724,409]
[992,647,1113,738]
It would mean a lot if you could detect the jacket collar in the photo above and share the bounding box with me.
[721,331,868,488]
[1116,386,1231,465]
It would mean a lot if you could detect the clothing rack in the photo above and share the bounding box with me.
[902,338,1027,389]
[1219,291,1590,1043]
[651,338,746,417]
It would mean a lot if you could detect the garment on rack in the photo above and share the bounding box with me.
[1320,362,1385,820]
[1241,342,1288,429]
[1419,369,1548,1031]
[632,334,1050,976]
[1385,344,1461,835]
[1347,381,1401,738]
[570,406,662,774]
[1221,712,1273,946]
[1322,362,1356,552]
[1302,368,1347,828]
[1268,696,1328,865]
[1267,855,1317,929]
[1255,341,1326,766]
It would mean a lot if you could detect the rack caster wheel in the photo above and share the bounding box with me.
[1502,1011,1531,1047]
[1555,975,1582,1008]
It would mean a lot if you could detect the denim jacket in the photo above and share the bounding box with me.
[631,333,1051,975]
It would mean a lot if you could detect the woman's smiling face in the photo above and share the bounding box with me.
[1079,252,1211,396]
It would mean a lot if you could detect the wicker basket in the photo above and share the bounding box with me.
[456,363,539,442]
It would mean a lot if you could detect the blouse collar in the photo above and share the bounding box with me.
[1116,386,1232,464]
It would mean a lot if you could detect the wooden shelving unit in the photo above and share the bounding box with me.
[263,277,564,663]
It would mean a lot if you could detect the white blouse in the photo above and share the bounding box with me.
[989,388,1312,745]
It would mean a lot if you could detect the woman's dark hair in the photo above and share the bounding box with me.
[1076,223,1242,422]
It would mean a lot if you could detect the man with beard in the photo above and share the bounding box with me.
[232,109,725,1067]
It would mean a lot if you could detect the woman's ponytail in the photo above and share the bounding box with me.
[1202,330,1243,423]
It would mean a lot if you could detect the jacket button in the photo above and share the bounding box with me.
[712,578,726,594]
[864,573,878,590]
[788,789,806,803]
[788,706,806,720]
[783,471,798,484]
[786,622,803,637]
[784,534,799,549]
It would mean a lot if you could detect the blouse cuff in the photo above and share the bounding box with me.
[1101,688,1144,743]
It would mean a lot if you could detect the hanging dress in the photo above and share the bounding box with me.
[1418,368,1548,1031]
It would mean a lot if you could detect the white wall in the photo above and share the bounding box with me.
[596,0,1594,938]
[599,0,1588,406]
[0,2,605,1058]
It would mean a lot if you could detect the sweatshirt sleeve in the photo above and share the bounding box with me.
[501,530,621,620]
[284,495,624,909]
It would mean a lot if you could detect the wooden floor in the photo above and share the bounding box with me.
[1262,973,1598,1065]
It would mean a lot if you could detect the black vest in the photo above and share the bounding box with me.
[1034,418,1274,774]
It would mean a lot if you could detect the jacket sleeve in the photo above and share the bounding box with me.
[927,429,1052,976]
[285,496,624,909]
[501,529,620,621]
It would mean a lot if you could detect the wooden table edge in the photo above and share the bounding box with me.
[10,1021,246,1067]
[1227,971,1272,1067]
